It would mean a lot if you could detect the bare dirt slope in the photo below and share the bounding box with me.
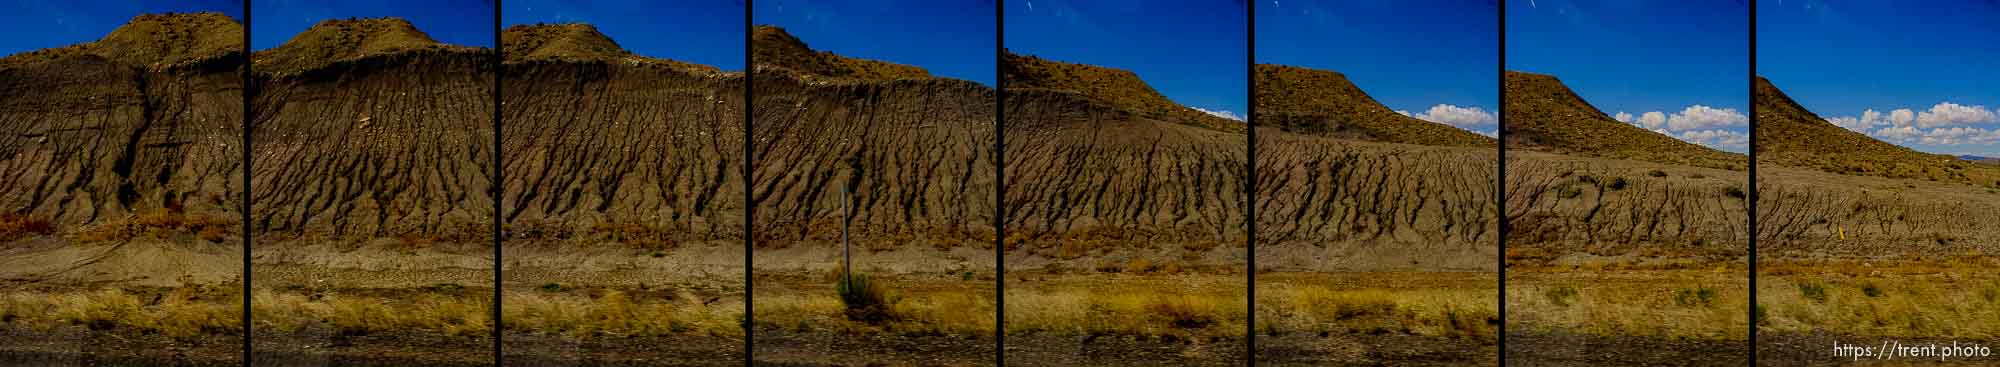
[1753,79,2000,259]
[249,18,495,272]
[750,26,995,273]
[0,12,244,285]
[499,23,744,271]
[1003,84,1245,270]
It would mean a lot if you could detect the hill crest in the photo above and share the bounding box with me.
[1504,70,1743,170]
[501,23,720,73]
[751,25,929,81]
[0,12,242,70]
[253,17,479,74]
[1003,51,1241,132]
[1756,76,1997,183]
[1254,64,1492,147]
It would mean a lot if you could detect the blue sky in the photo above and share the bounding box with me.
[756,0,994,85]
[0,0,242,57]
[507,0,743,70]
[1760,0,2000,156]
[253,0,493,50]
[1507,0,1749,152]
[1007,0,1246,120]
[1258,0,1496,136]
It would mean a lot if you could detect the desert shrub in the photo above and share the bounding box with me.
[1673,287,1717,307]
[1544,287,1578,307]
[1145,295,1218,329]
[1861,283,1885,298]
[1723,186,1746,199]
[1753,304,1769,326]
[0,214,55,242]
[539,283,567,293]
[836,273,894,323]
[1797,282,1828,303]
[1607,177,1628,190]
[1647,170,1668,177]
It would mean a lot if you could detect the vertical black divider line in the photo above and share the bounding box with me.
[743,2,756,365]
[994,0,1008,365]
[240,0,254,365]
[1244,1,1258,365]
[492,0,505,365]
[1746,2,1759,365]
[1495,1,1509,365]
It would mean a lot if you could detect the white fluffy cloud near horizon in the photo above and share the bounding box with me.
[1394,104,1498,128]
[1821,102,2000,150]
[1613,105,1749,150]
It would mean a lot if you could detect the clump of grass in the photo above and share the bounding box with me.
[1673,287,1718,307]
[836,273,895,323]
[1647,170,1668,177]
[1861,283,1885,298]
[1797,282,1828,303]
[1544,286,1578,307]
[539,283,567,293]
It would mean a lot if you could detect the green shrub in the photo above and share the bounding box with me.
[1797,282,1828,303]
[836,272,895,323]
[1545,287,1578,307]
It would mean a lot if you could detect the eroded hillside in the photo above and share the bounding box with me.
[750,27,995,271]
[249,18,494,251]
[0,13,244,287]
[1003,63,1245,269]
[1254,64,1493,148]
[1504,153,1749,264]
[499,24,745,248]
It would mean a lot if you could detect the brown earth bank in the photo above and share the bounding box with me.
[1505,152,1749,266]
[1254,132,1497,272]
[1756,164,2000,260]
[1506,330,1747,367]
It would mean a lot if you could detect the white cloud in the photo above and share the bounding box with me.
[1874,125,1922,142]
[1888,108,1916,127]
[1664,105,1748,131]
[1193,107,1243,122]
[1405,104,1497,127]
[1914,102,1997,128]
[1396,110,1412,117]
[1614,111,1634,123]
[1638,111,1667,130]
[1677,129,1749,149]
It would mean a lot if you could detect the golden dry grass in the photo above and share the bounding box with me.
[0,288,239,339]
[1507,270,1748,340]
[1257,285,1496,340]
[1005,276,1245,338]
[1759,267,2000,338]
[503,290,741,338]
[756,276,994,337]
[252,289,489,337]
[0,214,55,242]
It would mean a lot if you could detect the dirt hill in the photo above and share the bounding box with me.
[1755,77,2000,186]
[1004,51,1242,133]
[743,26,994,272]
[751,25,929,81]
[502,23,719,73]
[1254,64,1492,147]
[1504,71,1744,170]
[248,17,494,248]
[253,17,479,75]
[1002,52,1245,270]
[0,12,242,70]
[0,13,245,285]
